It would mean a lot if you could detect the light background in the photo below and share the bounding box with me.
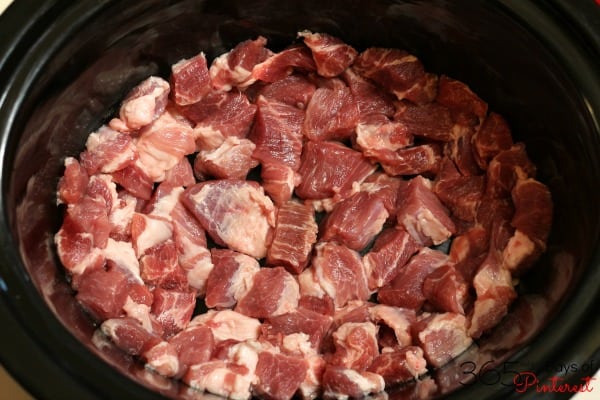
[0,0,596,399]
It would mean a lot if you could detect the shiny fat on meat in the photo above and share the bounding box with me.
[182,180,276,259]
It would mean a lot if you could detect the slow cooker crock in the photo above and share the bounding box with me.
[0,1,598,399]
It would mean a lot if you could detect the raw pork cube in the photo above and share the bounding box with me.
[183,180,276,259]
[261,308,333,353]
[116,76,170,131]
[377,143,443,176]
[377,248,449,310]
[184,91,257,150]
[194,136,258,180]
[329,322,379,370]
[396,175,456,246]
[151,288,196,338]
[363,227,421,290]
[304,242,370,308]
[236,267,299,319]
[320,191,389,252]
[353,47,436,104]
[302,86,360,141]
[473,112,514,169]
[394,102,454,142]
[299,30,358,78]
[252,46,316,84]
[254,351,309,400]
[170,52,211,105]
[210,36,271,91]
[267,200,318,274]
[250,95,305,170]
[205,249,260,309]
[367,346,428,386]
[296,140,375,200]
[435,75,488,125]
[412,312,473,368]
[322,366,384,399]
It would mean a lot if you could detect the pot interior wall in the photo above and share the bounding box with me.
[2,0,599,399]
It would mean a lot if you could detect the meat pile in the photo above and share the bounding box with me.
[54,31,553,400]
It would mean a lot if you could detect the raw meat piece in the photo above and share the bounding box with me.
[307,242,370,308]
[102,238,142,283]
[298,295,335,317]
[359,172,404,217]
[183,360,254,400]
[100,317,162,355]
[116,76,170,131]
[322,366,384,399]
[130,213,173,257]
[168,324,215,376]
[57,157,89,205]
[151,288,196,338]
[377,143,443,176]
[259,162,298,206]
[377,248,449,310]
[298,31,358,78]
[473,112,513,169]
[353,47,432,104]
[205,248,260,309]
[183,180,276,259]
[298,354,327,399]
[510,178,553,247]
[76,265,130,321]
[194,136,258,180]
[444,124,481,176]
[422,264,470,314]
[191,310,261,342]
[329,322,379,370]
[163,157,195,187]
[449,225,489,282]
[79,125,136,175]
[362,227,421,290]
[435,75,488,124]
[468,242,517,339]
[341,68,395,118]
[302,85,360,141]
[252,46,317,83]
[369,305,416,348]
[111,162,154,200]
[320,191,389,252]
[136,110,196,181]
[412,312,473,368]
[267,200,318,274]
[210,36,272,91]
[170,52,211,105]
[254,351,309,400]
[394,102,454,142]
[397,176,456,246]
[236,266,300,319]
[250,95,305,170]
[367,346,428,386]
[485,143,536,198]
[144,340,180,377]
[262,308,333,353]
[169,195,214,294]
[257,73,316,109]
[355,114,413,156]
[139,240,180,287]
[184,90,257,150]
[434,158,485,222]
[55,215,105,277]
[295,140,375,200]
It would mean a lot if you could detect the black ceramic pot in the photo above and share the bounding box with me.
[0,1,598,399]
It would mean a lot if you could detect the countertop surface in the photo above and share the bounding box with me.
[0,0,597,399]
